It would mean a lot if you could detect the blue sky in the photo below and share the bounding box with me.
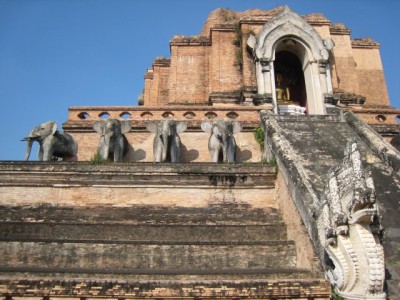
[1,0,399,160]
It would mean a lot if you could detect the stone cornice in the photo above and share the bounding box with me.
[170,35,210,46]
[153,57,170,67]
[351,37,380,49]
[345,106,400,114]
[330,23,351,35]
[303,13,331,26]
[144,70,153,79]
[0,162,276,188]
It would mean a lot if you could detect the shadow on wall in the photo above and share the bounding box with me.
[124,145,146,162]
[181,145,200,162]
[122,142,253,163]
[237,148,252,162]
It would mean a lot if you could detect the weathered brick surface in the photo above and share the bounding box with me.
[143,7,390,110]
[0,163,277,207]
[146,59,170,106]
[352,47,389,106]
[0,223,288,242]
[276,173,323,274]
[0,162,329,298]
[210,29,242,93]
[169,45,210,104]
[63,106,265,162]
[0,241,297,270]
[0,279,331,299]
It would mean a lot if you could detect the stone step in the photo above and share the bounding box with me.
[0,267,313,281]
[0,241,296,270]
[0,277,331,298]
[275,121,370,194]
[0,222,287,242]
[0,204,282,225]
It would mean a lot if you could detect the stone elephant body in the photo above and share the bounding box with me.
[146,119,187,163]
[201,119,242,163]
[93,119,132,162]
[22,121,78,161]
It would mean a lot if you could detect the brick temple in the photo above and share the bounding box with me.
[1,6,399,300]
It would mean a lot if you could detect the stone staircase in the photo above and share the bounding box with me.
[262,112,400,297]
[0,204,305,278]
[0,163,330,298]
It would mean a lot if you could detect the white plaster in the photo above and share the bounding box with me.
[250,6,334,115]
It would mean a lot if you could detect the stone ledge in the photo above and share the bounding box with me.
[0,162,276,188]
[351,37,380,49]
[0,278,331,298]
[0,223,288,242]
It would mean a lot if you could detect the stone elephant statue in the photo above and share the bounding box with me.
[22,121,78,161]
[93,119,132,162]
[146,119,187,162]
[201,119,242,163]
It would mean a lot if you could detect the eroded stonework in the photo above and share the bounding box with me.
[319,142,385,298]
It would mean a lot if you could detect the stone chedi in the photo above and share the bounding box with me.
[1,5,400,300]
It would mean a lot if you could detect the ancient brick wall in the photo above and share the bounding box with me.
[352,45,390,106]
[330,26,360,95]
[168,42,210,104]
[240,22,260,88]
[0,162,331,299]
[210,29,242,93]
[146,58,170,106]
[64,106,264,162]
[142,8,391,109]
[275,172,323,273]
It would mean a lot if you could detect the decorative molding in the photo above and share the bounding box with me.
[351,38,380,49]
[330,23,351,35]
[318,141,385,299]
[252,6,333,62]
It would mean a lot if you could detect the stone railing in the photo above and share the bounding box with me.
[66,106,267,129]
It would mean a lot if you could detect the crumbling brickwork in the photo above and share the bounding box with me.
[143,7,390,108]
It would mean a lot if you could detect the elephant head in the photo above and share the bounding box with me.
[21,121,78,161]
[146,119,187,162]
[93,119,132,162]
[201,119,242,163]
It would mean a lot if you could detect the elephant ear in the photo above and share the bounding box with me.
[146,121,158,134]
[50,122,58,135]
[232,121,242,134]
[176,122,187,134]
[201,121,213,134]
[93,120,105,134]
[121,121,132,134]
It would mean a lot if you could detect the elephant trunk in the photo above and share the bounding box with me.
[221,133,229,162]
[100,133,113,160]
[23,138,34,161]
[161,133,169,162]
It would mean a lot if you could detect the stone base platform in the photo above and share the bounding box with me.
[0,162,330,299]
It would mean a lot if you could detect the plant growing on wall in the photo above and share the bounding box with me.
[89,152,107,164]
[232,24,243,70]
[253,126,265,150]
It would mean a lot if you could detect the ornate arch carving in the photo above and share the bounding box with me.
[247,6,334,115]
[253,6,333,62]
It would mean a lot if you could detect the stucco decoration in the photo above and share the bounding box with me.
[318,141,385,299]
[252,6,333,62]
[247,6,334,115]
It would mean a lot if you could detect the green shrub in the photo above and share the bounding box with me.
[253,126,265,150]
[89,152,106,164]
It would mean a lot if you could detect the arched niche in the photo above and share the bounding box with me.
[248,6,334,115]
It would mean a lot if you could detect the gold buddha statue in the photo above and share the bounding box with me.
[275,73,291,102]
